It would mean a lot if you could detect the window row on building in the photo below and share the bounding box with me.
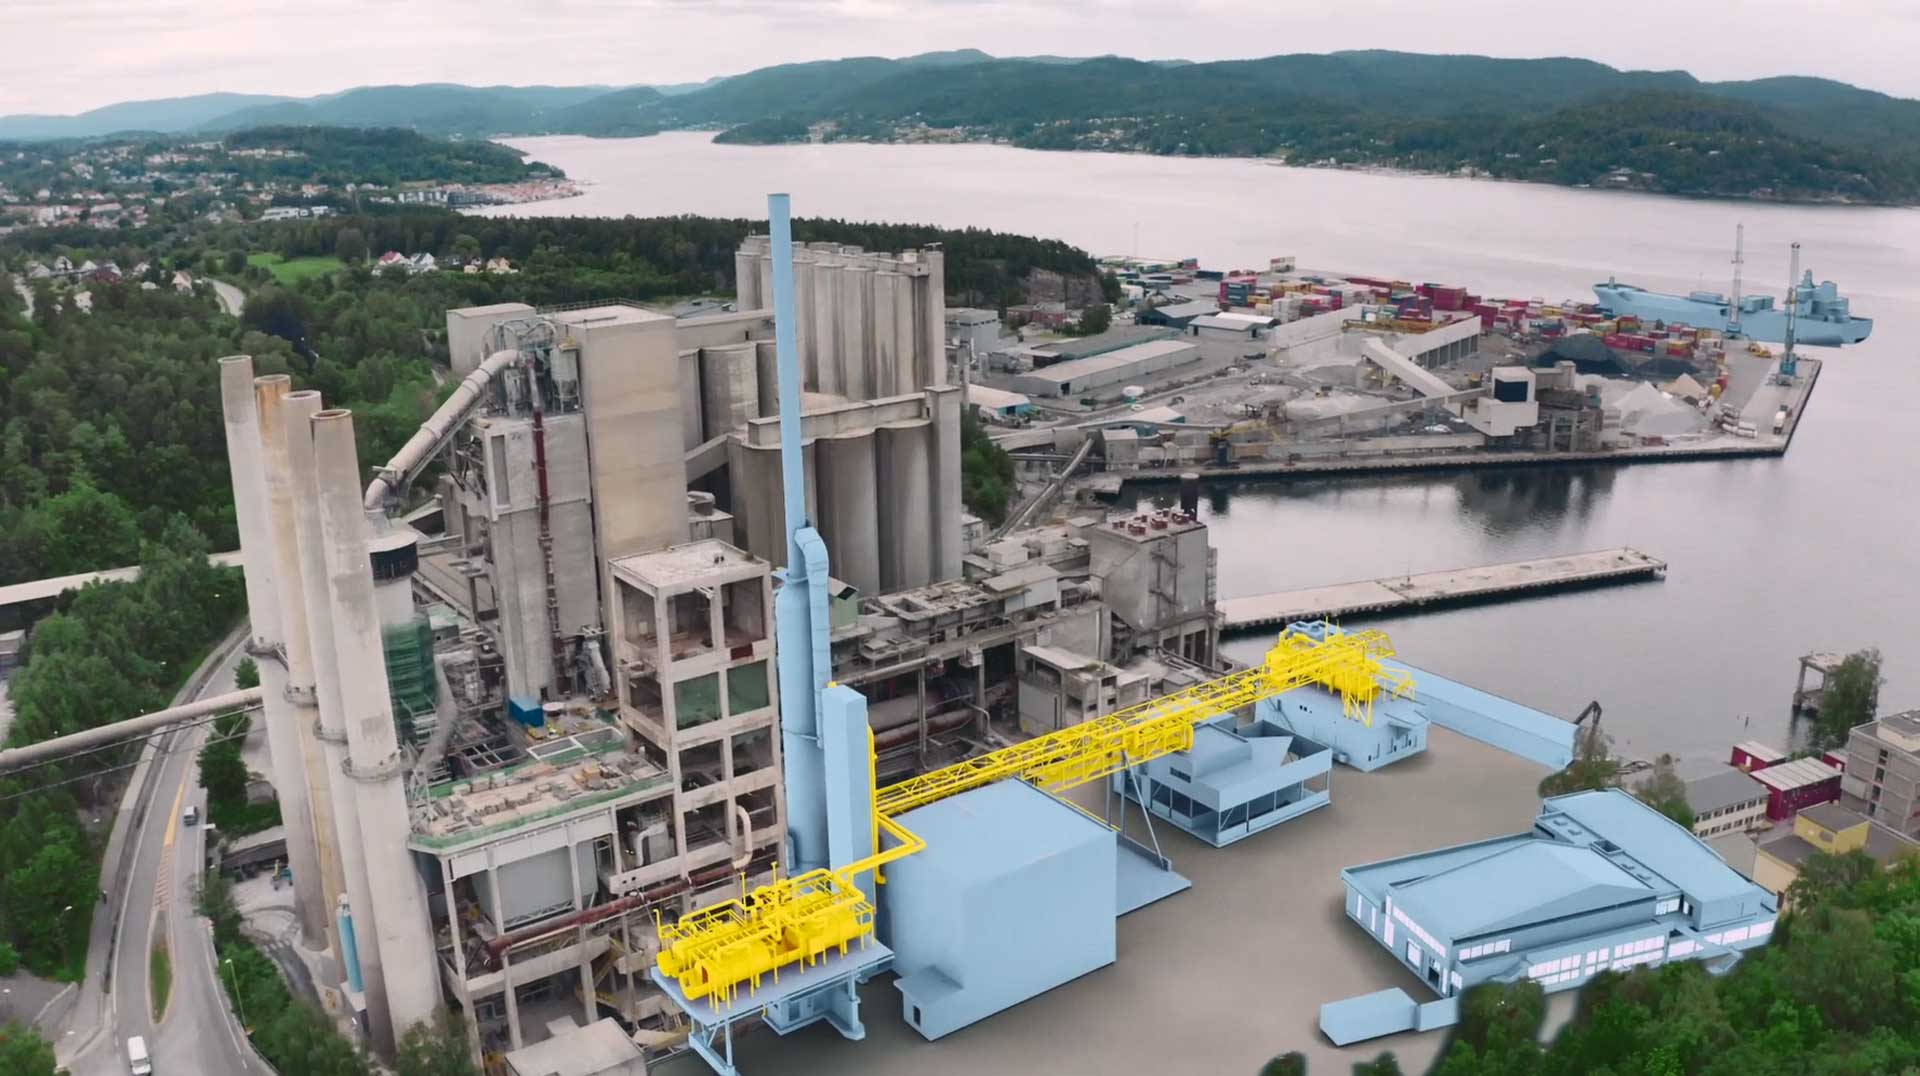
[1459,938,1511,961]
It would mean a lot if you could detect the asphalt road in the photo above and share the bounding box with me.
[67,643,266,1076]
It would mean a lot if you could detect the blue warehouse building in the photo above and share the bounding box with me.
[1323,789,1778,1045]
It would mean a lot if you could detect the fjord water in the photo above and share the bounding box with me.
[491,132,1919,764]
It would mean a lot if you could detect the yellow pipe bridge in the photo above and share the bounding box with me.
[655,625,1413,1005]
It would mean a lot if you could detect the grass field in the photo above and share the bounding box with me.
[247,252,344,284]
[150,939,171,1020]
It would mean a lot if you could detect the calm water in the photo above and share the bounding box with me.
[489,132,1919,765]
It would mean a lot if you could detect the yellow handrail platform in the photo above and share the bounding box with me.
[655,625,1413,1005]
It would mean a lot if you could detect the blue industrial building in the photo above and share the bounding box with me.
[883,780,1128,1039]
[1114,715,1333,846]
[1265,684,1427,772]
[1322,789,1777,1045]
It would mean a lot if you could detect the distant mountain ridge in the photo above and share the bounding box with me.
[7,50,1920,202]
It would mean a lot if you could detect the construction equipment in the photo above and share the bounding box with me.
[654,624,1414,1005]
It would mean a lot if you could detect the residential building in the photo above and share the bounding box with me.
[1339,789,1777,1003]
[1752,803,1919,903]
[1683,768,1769,838]
[1841,710,1920,835]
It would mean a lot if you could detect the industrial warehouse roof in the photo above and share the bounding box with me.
[1027,325,1175,361]
[1750,758,1840,793]
[1143,299,1220,321]
[1015,339,1198,386]
[1684,769,1769,816]
[1191,313,1276,331]
[1732,740,1786,765]
[965,384,1031,410]
[1394,841,1653,941]
[1543,790,1758,906]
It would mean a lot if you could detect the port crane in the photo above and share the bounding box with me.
[654,624,1415,1005]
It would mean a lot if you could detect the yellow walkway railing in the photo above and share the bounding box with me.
[656,625,1413,1005]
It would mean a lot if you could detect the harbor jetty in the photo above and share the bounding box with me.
[1220,548,1666,631]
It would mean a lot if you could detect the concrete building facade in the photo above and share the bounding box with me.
[1842,711,1920,835]
[725,386,963,594]
[735,236,945,399]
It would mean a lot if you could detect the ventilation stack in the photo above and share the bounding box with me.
[282,388,384,1027]
[312,407,442,1048]
[217,356,327,948]
[253,375,346,968]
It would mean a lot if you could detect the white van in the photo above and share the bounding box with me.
[127,1035,153,1075]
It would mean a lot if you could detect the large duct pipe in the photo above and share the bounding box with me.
[219,356,327,949]
[284,388,384,1031]
[363,348,519,515]
[313,408,442,1049]
[256,376,345,960]
[0,689,261,773]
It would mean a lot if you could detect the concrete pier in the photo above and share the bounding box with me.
[1219,548,1666,632]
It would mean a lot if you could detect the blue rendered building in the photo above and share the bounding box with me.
[882,780,1165,1040]
[1113,715,1333,846]
[1264,684,1427,772]
[1323,789,1777,1045]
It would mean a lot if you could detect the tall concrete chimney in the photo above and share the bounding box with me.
[255,376,346,968]
[283,390,387,1042]
[218,356,326,947]
[311,408,442,1048]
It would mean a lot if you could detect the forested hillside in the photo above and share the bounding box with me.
[8,50,1920,202]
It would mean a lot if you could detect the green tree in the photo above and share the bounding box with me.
[1788,848,1879,911]
[1539,721,1620,796]
[28,479,142,576]
[958,408,1017,526]
[1632,753,1694,829]
[1260,1054,1308,1076]
[396,1012,479,1076]
[0,1022,60,1076]
[3,838,95,971]
[334,227,369,264]
[450,233,481,264]
[1812,649,1882,752]
[199,735,250,815]
[0,940,18,974]
[235,657,260,690]
[1071,302,1111,335]
[225,249,248,275]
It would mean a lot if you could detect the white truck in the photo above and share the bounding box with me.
[127,1035,153,1075]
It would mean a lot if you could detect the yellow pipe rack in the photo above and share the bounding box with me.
[656,625,1413,1004]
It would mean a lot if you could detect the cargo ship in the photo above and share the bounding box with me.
[1593,271,1871,346]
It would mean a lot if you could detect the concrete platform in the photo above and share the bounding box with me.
[1219,548,1666,631]
[664,726,1554,1076]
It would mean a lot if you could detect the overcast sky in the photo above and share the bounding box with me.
[5,0,1919,116]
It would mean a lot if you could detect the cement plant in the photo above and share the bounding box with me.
[7,196,1872,1076]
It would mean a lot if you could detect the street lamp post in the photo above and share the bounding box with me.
[223,956,246,1033]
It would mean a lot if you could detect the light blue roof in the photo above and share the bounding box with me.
[1541,789,1756,906]
[1395,841,1651,941]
